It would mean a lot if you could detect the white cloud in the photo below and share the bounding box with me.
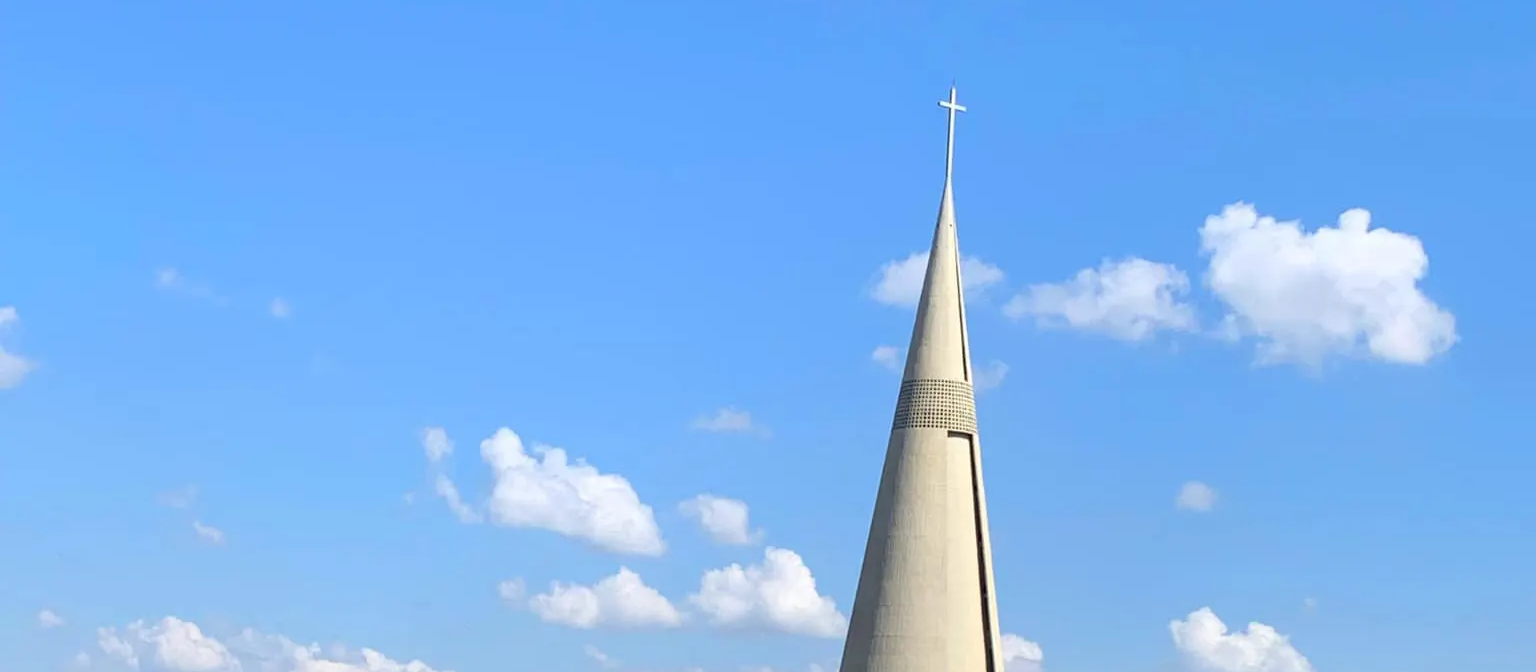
[97,616,451,672]
[679,495,764,546]
[1005,257,1196,341]
[155,268,226,305]
[419,427,453,463]
[73,651,92,668]
[1001,633,1043,672]
[497,578,526,603]
[973,360,1009,392]
[870,345,901,370]
[689,547,846,638]
[526,567,682,630]
[433,473,481,524]
[192,521,225,545]
[1170,607,1314,672]
[1200,202,1456,366]
[156,268,183,289]
[1176,481,1218,513]
[104,616,448,672]
[871,252,1005,308]
[419,427,664,556]
[39,609,66,628]
[417,427,482,524]
[583,645,619,669]
[480,427,665,556]
[0,306,35,389]
[97,617,240,672]
[269,298,292,320]
[99,627,142,669]
[691,408,769,437]
[1302,597,1318,612]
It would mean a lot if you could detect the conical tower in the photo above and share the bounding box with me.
[839,87,1005,672]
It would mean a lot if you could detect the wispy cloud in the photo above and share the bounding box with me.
[973,360,1009,393]
[192,520,226,545]
[159,485,199,509]
[584,645,620,669]
[0,306,35,389]
[691,407,770,437]
[1176,481,1217,513]
[38,609,65,628]
[418,427,483,524]
[155,267,228,306]
[269,297,292,319]
[871,345,901,370]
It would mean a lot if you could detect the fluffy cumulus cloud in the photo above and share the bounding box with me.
[1200,203,1456,366]
[0,306,35,389]
[679,494,764,546]
[95,616,450,672]
[226,628,449,672]
[871,252,1005,308]
[1176,481,1218,513]
[1170,607,1314,672]
[691,407,769,437]
[1006,203,1455,368]
[481,428,665,556]
[97,617,240,672]
[418,427,665,556]
[96,616,452,672]
[688,547,846,638]
[523,568,683,630]
[1001,633,1044,672]
[1005,257,1196,341]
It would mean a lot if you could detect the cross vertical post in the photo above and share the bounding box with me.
[937,86,966,185]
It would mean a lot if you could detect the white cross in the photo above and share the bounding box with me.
[938,86,966,184]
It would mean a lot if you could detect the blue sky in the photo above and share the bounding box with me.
[3,1,1534,672]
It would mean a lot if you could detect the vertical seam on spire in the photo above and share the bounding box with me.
[954,222,972,384]
[965,433,999,672]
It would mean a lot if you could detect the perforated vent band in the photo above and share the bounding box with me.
[891,378,978,434]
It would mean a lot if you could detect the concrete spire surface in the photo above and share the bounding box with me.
[838,86,1005,672]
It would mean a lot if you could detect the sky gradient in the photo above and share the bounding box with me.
[3,2,1534,672]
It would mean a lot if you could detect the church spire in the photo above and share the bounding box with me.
[839,86,1005,672]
